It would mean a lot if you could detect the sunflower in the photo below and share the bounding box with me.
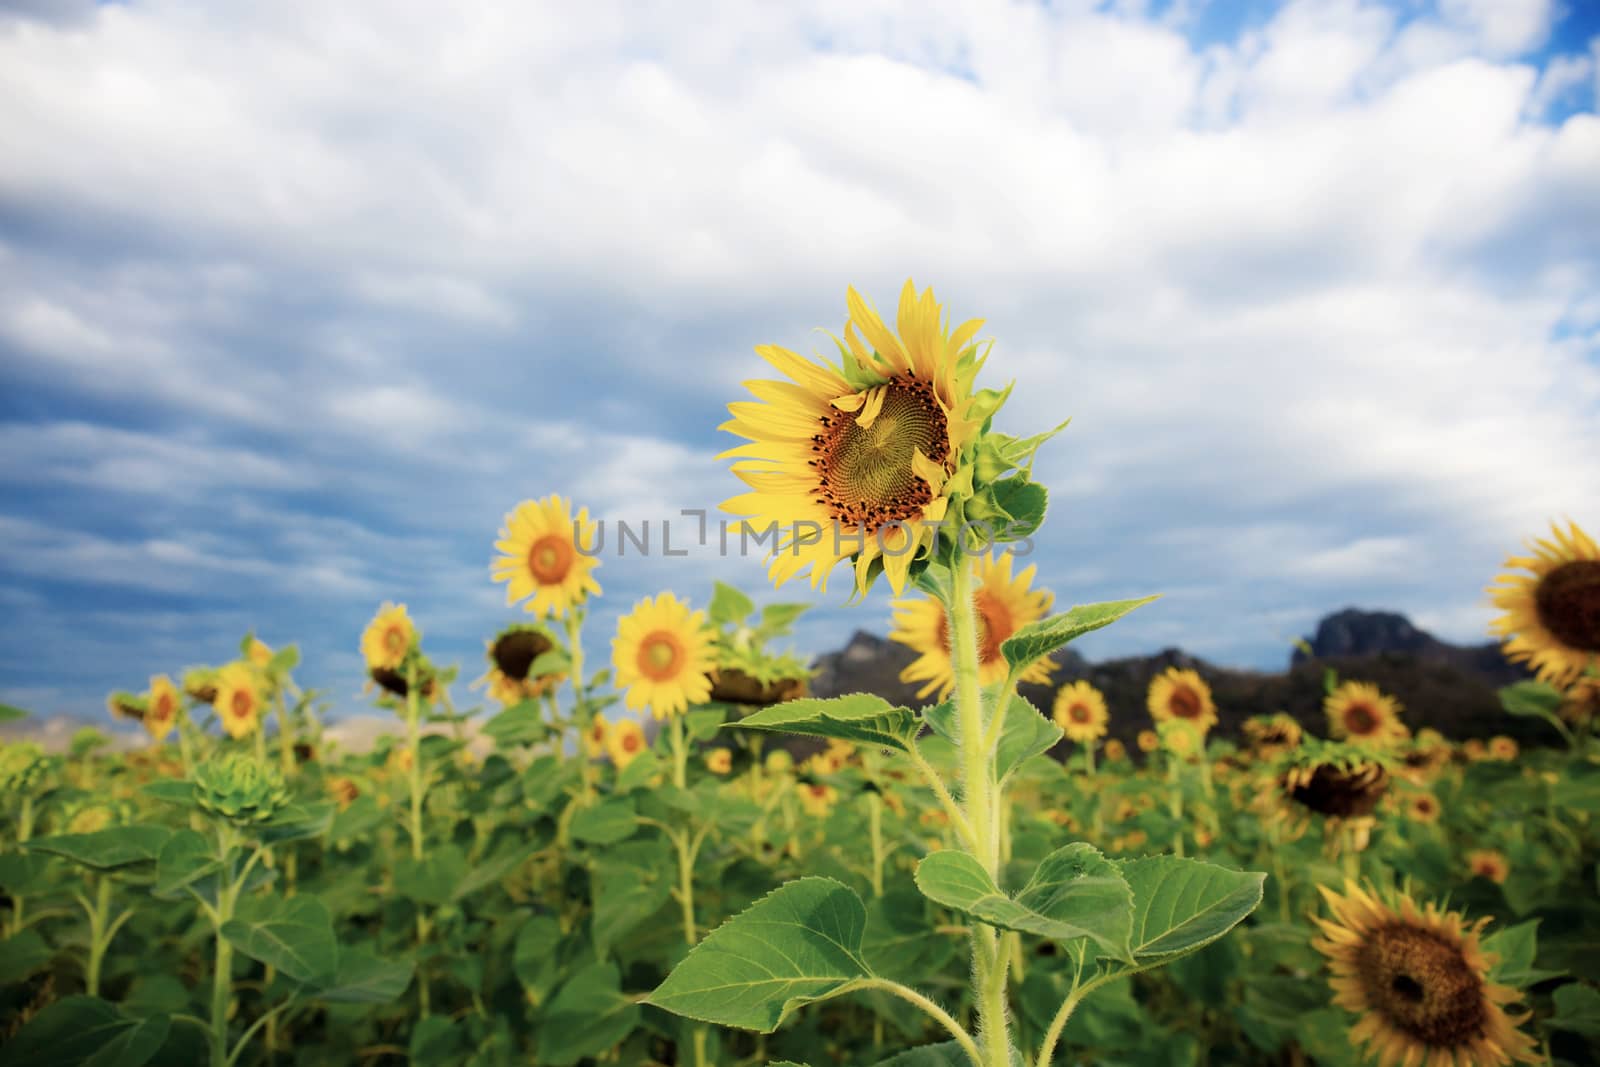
[582,714,609,759]
[799,782,838,818]
[1405,792,1442,825]
[718,281,988,596]
[1147,667,1218,735]
[1136,728,1159,753]
[1466,850,1510,885]
[1312,881,1538,1067]
[891,552,1055,700]
[705,749,733,775]
[478,624,564,704]
[144,675,181,742]
[1048,680,1108,743]
[106,691,146,723]
[605,719,648,770]
[1159,719,1202,759]
[1488,519,1600,688]
[611,593,716,719]
[212,663,263,740]
[328,777,360,811]
[1103,738,1128,762]
[1242,713,1303,760]
[361,603,416,673]
[247,637,273,670]
[1326,681,1408,747]
[1487,736,1518,762]
[492,495,602,620]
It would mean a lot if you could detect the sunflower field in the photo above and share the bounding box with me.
[3,283,1599,1067]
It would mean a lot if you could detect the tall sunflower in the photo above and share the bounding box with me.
[361,603,416,673]
[213,663,263,740]
[890,552,1055,699]
[611,593,716,719]
[1326,680,1408,747]
[1312,881,1538,1067]
[1052,680,1109,744]
[1147,667,1218,735]
[718,280,988,596]
[492,496,602,620]
[1488,519,1600,689]
[144,674,180,743]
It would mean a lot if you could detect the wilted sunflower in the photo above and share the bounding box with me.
[1312,881,1537,1067]
[891,552,1055,700]
[1053,680,1109,743]
[1327,681,1408,747]
[719,280,988,596]
[361,603,416,673]
[1242,713,1303,760]
[212,663,263,740]
[492,495,602,620]
[611,593,716,719]
[1147,667,1217,735]
[1285,758,1389,820]
[144,675,181,742]
[1466,849,1510,885]
[605,719,647,770]
[477,624,563,705]
[1488,519,1600,688]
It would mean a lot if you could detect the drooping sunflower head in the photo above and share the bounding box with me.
[1312,880,1538,1067]
[492,496,602,620]
[891,551,1055,699]
[611,593,716,720]
[1242,713,1303,760]
[479,623,564,703]
[605,719,647,770]
[1326,681,1408,748]
[1281,740,1393,821]
[144,674,181,742]
[1488,519,1600,688]
[719,280,992,597]
[182,667,219,705]
[106,691,147,723]
[212,663,263,740]
[1147,667,1218,735]
[1466,849,1510,885]
[361,603,416,673]
[1052,680,1109,744]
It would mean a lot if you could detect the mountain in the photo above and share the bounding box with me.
[808,609,1539,744]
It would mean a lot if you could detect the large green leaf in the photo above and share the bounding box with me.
[451,839,540,901]
[569,797,638,845]
[592,839,674,956]
[394,844,466,907]
[1497,681,1563,718]
[221,895,339,984]
[709,581,756,626]
[1000,596,1161,673]
[537,962,641,1066]
[923,692,1061,781]
[645,877,874,1031]
[1118,856,1264,963]
[257,802,334,845]
[307,948,414,1004]
[0,996,168,1067]
[915,845,1133,962]
[734,694,921,753]
[483,700,548,747]
[513,915,564,1004]
[151,830,221,901]
[25,826,173,871]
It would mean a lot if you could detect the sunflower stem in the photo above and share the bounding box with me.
[670,715,689,791]
[867,791,884,898]
[83,873,112,997]
[949,555,1010,1067]
[564,611,588,763]
[403,661,431,1019]
[274,688,295,781]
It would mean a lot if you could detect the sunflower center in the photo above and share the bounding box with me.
[637,632,684,682]
[1290,763,1388,817]
[1169,686,1202,719]
[152,694,174,721]
[230,690,253,720]
[1535,560,1600,652]
[384,626,406,656]
[811,375,948,529]
[623,732,641,753]
[1344,703,1379,735]
[493,629,553,680]
[1070,704,1091,724]
[527,534,575,586]
[1357,923,1487,1048]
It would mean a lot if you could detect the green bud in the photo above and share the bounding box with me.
[193,753,291,825]
[0,742,50,796]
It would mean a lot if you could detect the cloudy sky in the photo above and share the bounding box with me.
[2,0,1597,726]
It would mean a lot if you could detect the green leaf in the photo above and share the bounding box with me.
[538,962,641,1066]
[1553,763,1600,814]
[1549,983,1600,1038]
[152,830,221,901]
[483,700,548,747]
[1001,596,1161,673]
[1498,681,1564,718]
[1117,856,1264,963]
[1483,920,1562,987]
[513,915,563,1003]
[25,825,173,870]
[451,839,539,901]
[989,478,1047,540]
[0,702,31,723]
[0,927,52,986]
[993,694,1061,781]
[140,780,197,807]
[308,949,414,1004]
[756,602,809,637]
[592,839,674,956]
[394,844,465,907]
[735,693,921,753]
[915,845,1133,963]
[613,747,661,792]
[645,877,874,1032]
[685,705,727,742]
[258,802,334,845]
[528,649,570,677]
[222,894,339,984]
[710,582,756,626]
[569,797,638,845]
[0,996,169,1067]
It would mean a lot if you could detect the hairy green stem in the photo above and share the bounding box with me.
[868,792,884,898]
[84,875,113,996]
[856,978,983,1067]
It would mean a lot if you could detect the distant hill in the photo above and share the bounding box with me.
[808,608,1539,744]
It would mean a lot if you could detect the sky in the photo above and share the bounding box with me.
[1,0,1597,727]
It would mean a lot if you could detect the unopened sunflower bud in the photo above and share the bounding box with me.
[193,754,291,825]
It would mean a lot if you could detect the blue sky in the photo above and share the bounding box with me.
[1,0,1597,727]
